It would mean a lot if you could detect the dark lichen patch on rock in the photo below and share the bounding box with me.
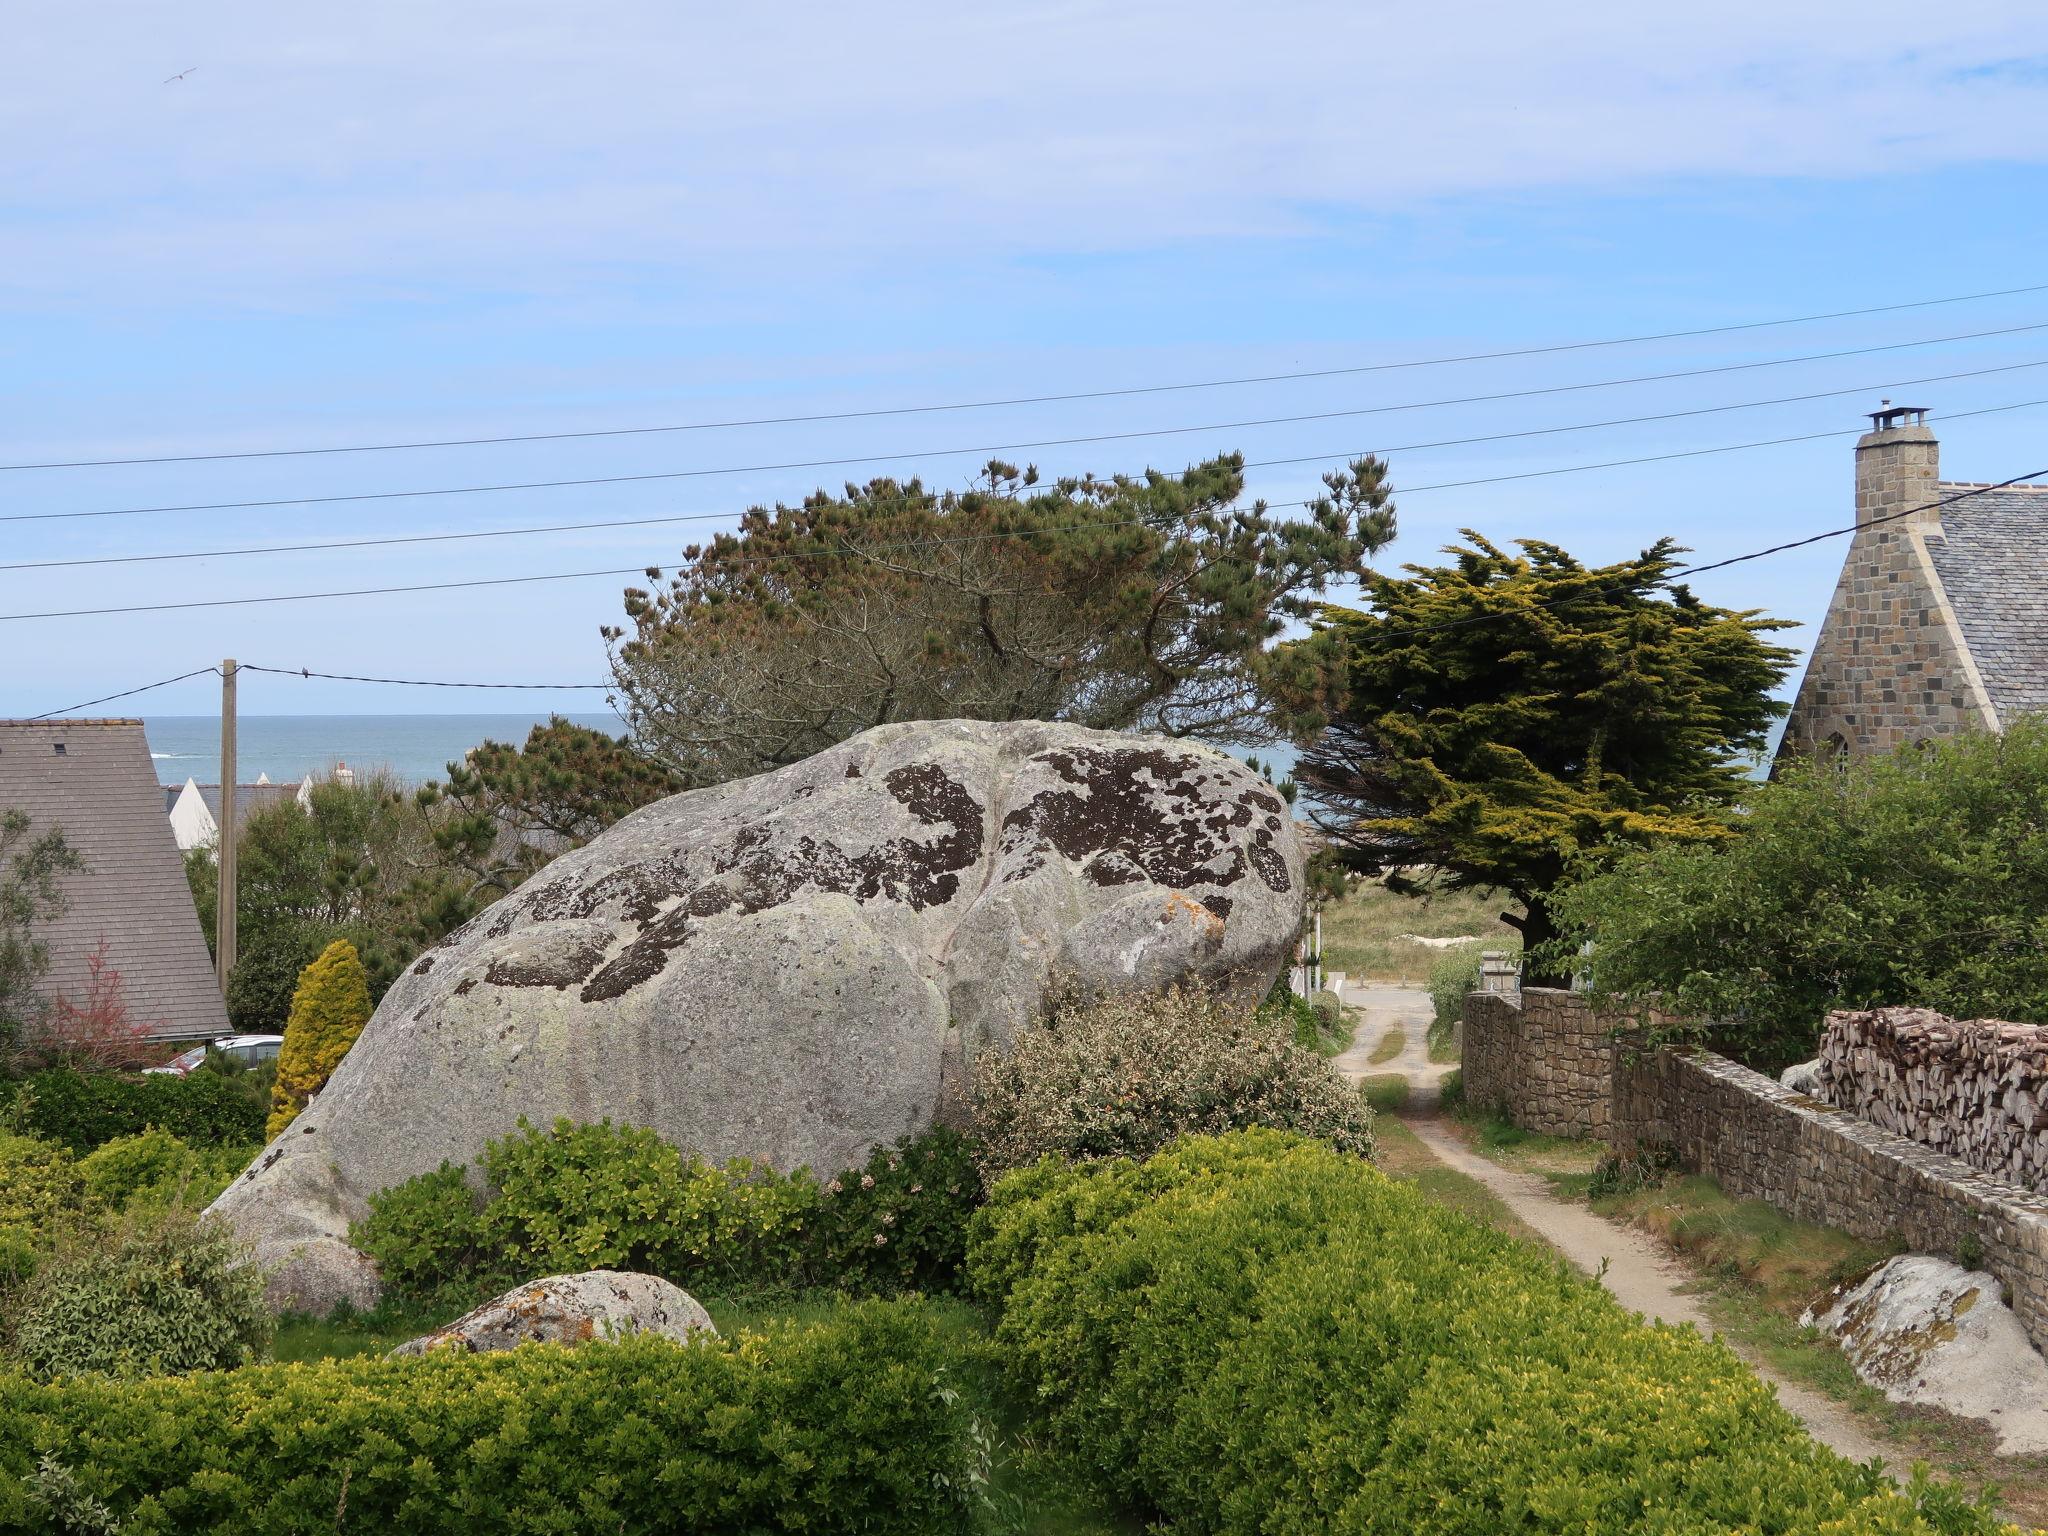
[1003,745,1293,895]
[577,761,987,1003]
[483,939,609,991]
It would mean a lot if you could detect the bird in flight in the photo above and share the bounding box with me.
[164,66,198,83]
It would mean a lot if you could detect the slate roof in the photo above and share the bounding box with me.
[1,720,229,1042]
[1928,483,2048,722]
[188,782,304,825]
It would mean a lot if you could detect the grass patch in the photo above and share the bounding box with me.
[1592,1173,1897,1317]
[1366,1027,1406,1065]
[1359,1074,1410,1113]
[1424,1016,1460,1065]
[1319,880,1521,984]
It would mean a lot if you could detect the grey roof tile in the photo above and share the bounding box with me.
[2,720,229,1041]
[1929,484,2048,723]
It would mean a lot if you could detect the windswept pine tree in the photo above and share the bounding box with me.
[1276,533,1795,971]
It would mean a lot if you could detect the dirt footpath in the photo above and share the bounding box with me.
[1334,982,1890,1465]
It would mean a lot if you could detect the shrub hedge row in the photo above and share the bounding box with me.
[968,1130,2014,1536]
[0,1070,265,1154]
[0,1301,979,1535]
[355,1118,984,1312]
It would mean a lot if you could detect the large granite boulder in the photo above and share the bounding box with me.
[389,1271,715,1357]
[211,719,1304,1312]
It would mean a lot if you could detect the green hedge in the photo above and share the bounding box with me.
[0,1301,978,1535]
[968,1130,2012,1536]
[1,1070,265,1154]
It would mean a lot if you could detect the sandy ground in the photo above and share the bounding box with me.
[1333,982,1891,1465]
[1331,980,1458,1106]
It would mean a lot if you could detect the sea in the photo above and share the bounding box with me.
[143,713,627,789]
[142,713,1302,792]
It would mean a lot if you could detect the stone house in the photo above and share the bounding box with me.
[0,718,229,1042]
[1779,406,2048,758]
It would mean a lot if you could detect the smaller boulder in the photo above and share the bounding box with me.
[1779,1059,1822,1096]
[1804,1254,2048,1454]
[389,1271,716,1357]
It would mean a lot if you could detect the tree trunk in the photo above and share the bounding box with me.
[1504,896,1571,987]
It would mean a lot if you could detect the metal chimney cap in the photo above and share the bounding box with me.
[1868,403,1930,431]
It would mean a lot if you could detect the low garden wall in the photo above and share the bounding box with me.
[1463,986,2048,1354]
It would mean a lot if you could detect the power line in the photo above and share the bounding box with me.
[21,666,222,721]
[11,350,2048,529]
[1364,474,2048,644]
[238,664,609,690]
[10,392,2048,576]
[8,282,2048,473]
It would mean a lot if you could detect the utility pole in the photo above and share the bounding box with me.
[217,659,238,992]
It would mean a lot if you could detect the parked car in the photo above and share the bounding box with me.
[144,1034,285,1076]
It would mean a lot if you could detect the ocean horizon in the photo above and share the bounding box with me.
[141,713,1303,795]
[143,712,628,789]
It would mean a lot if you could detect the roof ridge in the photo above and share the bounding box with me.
[0,717,145,726]
[1937,481,2048,493]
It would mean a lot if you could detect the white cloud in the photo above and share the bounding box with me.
[5,0,2047,303]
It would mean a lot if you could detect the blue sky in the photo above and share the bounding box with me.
[5,1,2048,723]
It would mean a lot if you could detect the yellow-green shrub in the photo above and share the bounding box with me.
[968,1131,2016,1536]
[76,1129,253,1215]
[0,1135,85,1279]
[266,938,370,1138]
[0,1301,978,1535]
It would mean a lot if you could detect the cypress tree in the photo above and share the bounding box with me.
[266,939,372,1139]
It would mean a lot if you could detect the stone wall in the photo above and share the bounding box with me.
[1816,1007,2048,1192]
[1461,986,1615,1140]
[1461,985,2048,1353]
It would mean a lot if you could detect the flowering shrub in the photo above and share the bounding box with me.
[970,986,1373,1178]
[968,1130,2014,1536]
[33,940,158,1071]
[0,1301,979,1535]
[6,1211,270,1381]
[808,1127,983,1294]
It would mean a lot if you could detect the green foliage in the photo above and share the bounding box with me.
[1278,533,1794,963]
[482,1117,818,1286]
[967,1129,2014,1536]
[1550,721,2048,1068]
[6,1211,271,1381]
[1585,1144,1675,1200]
[1425,942,1490,1030]
[356,1119,819,1307]
[0,810,84,1055]
[0,1300,979,1535]
[75,1129,253,1216]
[266,938,370,1137]
[359,1122,992,1309]
[351,1162,497,1312]
[809,1128,984,1295]
[608,454,1397,784]
[417,716,682,896]
[971,986,1373,1180]
[184,771,483,1026]
[0,1134,85,1266]
[1258,979,1348,1056]
[0,1069,265,1154]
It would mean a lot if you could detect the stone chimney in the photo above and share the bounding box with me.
[1856,402,1939,529]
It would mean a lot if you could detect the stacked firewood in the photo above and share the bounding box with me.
[1816,1007,2048,1191]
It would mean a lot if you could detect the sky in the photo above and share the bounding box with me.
[5,0,2048,723]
